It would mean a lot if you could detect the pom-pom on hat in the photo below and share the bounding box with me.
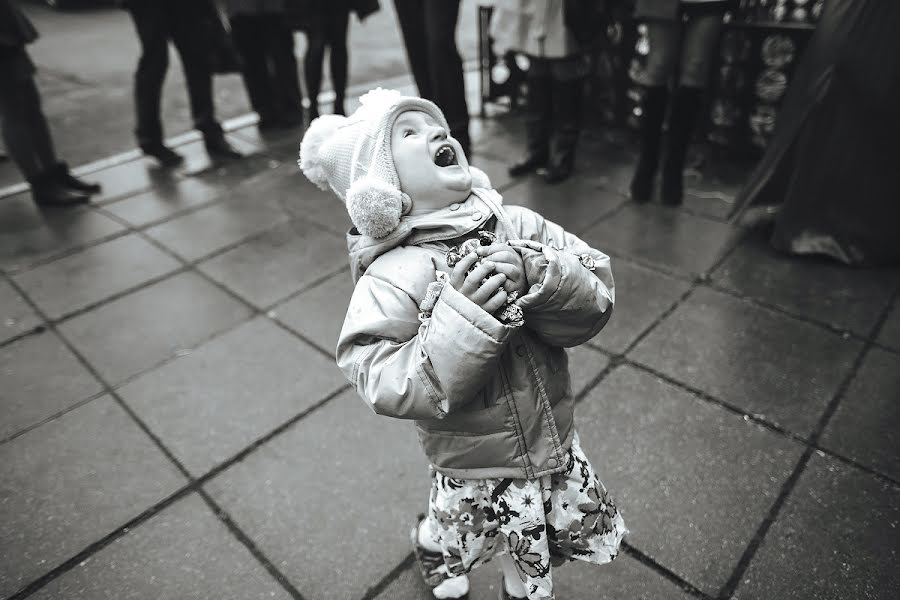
[299,88,451,238]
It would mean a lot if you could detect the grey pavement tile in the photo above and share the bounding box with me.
[470,114,526,161]
[272,270,354,354]
[101,177,226,228]
[682,188,735,221]
[0,192,125,273]
[31,493,291,600]
[590,259,692,354]
[630,287,863,437]
[86,159,181,204]
[118,317,347,476]
[713,236,899,337]
[505,176,627,237]
[228,122,305,154]
[205,389,431,600]
[576,365,804,596]
[580,203,738,276]
[377,553,695,600]
[144,193,291,262]
[277,174,355,237]
[198,219,348,308]
[876,299,900,352]
[820,348,900,481]
[179,138,270,181]
[58,271,253,386]
[736,452,900,600]
[0,329,102,440]
[11,233,182,321]
[567,344,611,398]
[0,278,41,344]
[0,396,186,598]
[471,153,513,192]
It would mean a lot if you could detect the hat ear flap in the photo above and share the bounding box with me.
[469,165,492,189]
[346,177,405,238]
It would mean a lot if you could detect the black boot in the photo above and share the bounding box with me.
[545,76,585,184]
[29,171,91,206]
[661,86,703,206]
[204,133,244,161]
[52,162,102,195]
[509,66,552,177]
[630,85,669,203]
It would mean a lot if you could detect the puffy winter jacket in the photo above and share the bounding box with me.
[336,188,614,479]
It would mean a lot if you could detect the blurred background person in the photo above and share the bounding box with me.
[224,0,305,131]
[392,0,470,156]
[629,0,728,206]
[0,0,101,206]
[123,0,244,166]
[492,0,593,184]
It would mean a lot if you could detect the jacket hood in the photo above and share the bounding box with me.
[347,188,507,282]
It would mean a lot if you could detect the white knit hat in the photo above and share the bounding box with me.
[298,88,490,238]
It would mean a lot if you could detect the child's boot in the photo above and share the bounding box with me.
[661,86,703,206]
[411,514,470,599]
[630,85,668,203]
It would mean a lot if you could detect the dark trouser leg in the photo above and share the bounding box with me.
[266,17,303,120]
[547,73,585,183]
[0,70,46,179]
[661,86,702,205]
[392,0,433,99]
[509,58,552,176]
[170,2,221,140]
[231,15,279,121]
[630,85,669,203]
[423,0,470,155]
[325,11,349,115]
[128,2,169,148]
[304,23,326,119]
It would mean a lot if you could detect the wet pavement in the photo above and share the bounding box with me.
[2,77,900,600]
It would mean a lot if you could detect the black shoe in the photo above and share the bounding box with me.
[660,174,683,206]
[508,155,547,177]
[629,168,655,204]
[53,162,102,195]
[141,144,185,167]
[630,85,669,204]
[543,163,572,184]
[204,136,244,161]
[30,173,91,206]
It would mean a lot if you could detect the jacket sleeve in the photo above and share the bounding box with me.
[508,210,615,347]
[336,273,514,420]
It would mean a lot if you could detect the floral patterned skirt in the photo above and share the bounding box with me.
[424,432,627,600]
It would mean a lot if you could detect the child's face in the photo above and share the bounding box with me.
[391,110,472,211]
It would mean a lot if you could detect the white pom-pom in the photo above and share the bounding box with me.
[298,114,346,190]
[469,165,492,189]
[358,88,402,111]
[346,177,404,238]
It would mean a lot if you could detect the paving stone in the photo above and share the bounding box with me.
[86,159,180,204]
[198,219,348,308]
[277,174,355,238]
[0,329,103,441]
[272,270,354,354]
[580,203,737,276]
[377,553,695,600]
[470,114,526,162]
[180,138,270,182]
[118,317,347,475]
[629,287,863,437]
[0,192,125,273]
[144,193,291,261]
[471,152,513,192]
[11,233,182,321]
[590,259,692,354]
[101,177,226,228]
[0,396,186,598]
[713,236,899,337]
[820,348,900,481]
[736,452,900,600]
[876,299,900,352]
[682,188,735,221]
[204,389,431,600]
[567,344,611,398]
[58,271,253,386]
[31,494,291,600]
[576,365,803,595]
[506,176,627,236]
[0,278,41,344]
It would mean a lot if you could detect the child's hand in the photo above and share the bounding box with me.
[476,244,528,297]
[449,253,510,315]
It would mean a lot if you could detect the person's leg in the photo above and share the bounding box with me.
[267,16,304,123]
[304,20,327,120]
[630,18,680,202]
[661,10,723,205]
[325,10,350,115]
[231,14,279,125]
[509,57,552,176]
[546,57,587,183]
[423,0,470,155]
[392,0,433,99]
[127,0,171,154]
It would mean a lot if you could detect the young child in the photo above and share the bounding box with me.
[299,88,626,600]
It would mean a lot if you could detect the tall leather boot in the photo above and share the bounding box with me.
[661,86,703,206]
[509,66,553,177]
[629,85,669,203]
[545,76,585,184]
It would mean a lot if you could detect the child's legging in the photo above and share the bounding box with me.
[303,10,350,114]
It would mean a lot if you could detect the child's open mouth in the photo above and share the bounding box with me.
[433,144,458,168]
